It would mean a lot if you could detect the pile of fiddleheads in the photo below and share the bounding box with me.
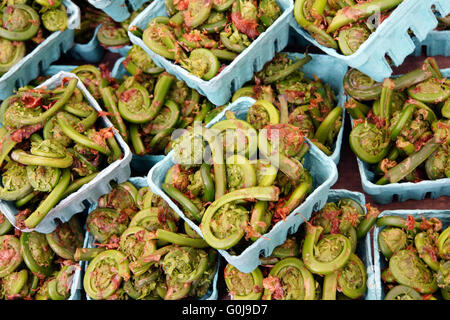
[0,0,70,75]
[0,211,83,300]
[231,52,343,156]
[131,0,282,80]
[0,76,124,229]
[162,99,318,254]
[224,197,379,300]
[76,180,218,300]
[346,57,450,185]
[91,47,223,156]
[293,0,403,55]
[377,214,449,300]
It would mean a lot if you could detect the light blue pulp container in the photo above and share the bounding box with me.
[350,68,450,204]
[88,0,149,22]
[0,72,132,234]
[112,51,348,166]
[0,0,80,100]
[128,0,294,106]
[148,96,338,273]
[289,0,450,82]
[83,177,219,300]
[373,209,450,300]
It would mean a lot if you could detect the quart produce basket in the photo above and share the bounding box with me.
[306,189,377,300]
[69,25,105,63]
[413,30,450,57]
[0,0,80,101]
[128,0,293,106]
[0,71,132,234]
[112,51,348,167]
[88,0,149,22]
[289,0,450,82]
[43,65,79,76]
[372,209,450,300]
[350,68,450,205]
[148,96,338,273]
[107,44,132,56]
[82,176,219,300]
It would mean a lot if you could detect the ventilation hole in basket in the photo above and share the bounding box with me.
[424,192,432,199]
[407,28,418,43]
[125,0,132,11]
[392,194,399,202]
